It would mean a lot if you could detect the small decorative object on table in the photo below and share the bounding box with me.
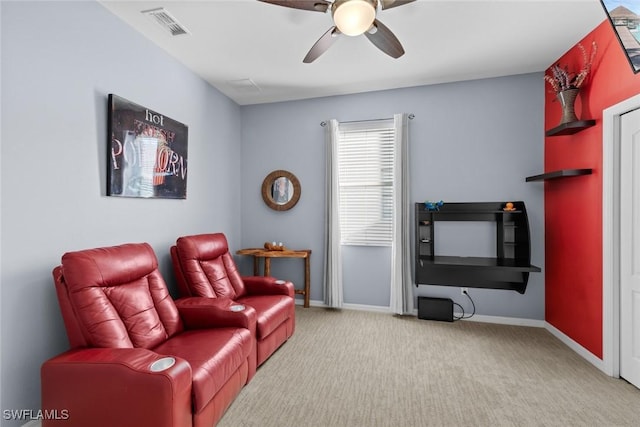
[503,202,516,211]
[264,241,286,251]
[424,200,444,211]
[544,41,597,126]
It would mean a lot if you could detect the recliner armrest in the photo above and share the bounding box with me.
[41,348,191,427]
[175,297,257,332]
[242,275,295,298]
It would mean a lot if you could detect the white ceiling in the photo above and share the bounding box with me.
[99,0,607,105]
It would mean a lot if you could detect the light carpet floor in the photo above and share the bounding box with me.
[218,307,640,427]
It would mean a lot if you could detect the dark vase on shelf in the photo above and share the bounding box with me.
[557,88,579,125]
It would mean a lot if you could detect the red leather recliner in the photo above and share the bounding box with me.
[41,243,256,427]
[170,233,295,367]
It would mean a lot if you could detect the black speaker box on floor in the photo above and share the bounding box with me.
[418,296,453,322]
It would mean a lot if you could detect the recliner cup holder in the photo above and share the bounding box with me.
[230,304,245,312]
[150,357,176,372]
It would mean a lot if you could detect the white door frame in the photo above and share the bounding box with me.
[602,93,640,377]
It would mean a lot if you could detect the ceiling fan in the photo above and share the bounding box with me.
[258,0,416,63]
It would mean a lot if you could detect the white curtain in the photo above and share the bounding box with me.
[390,113,413,315]
[323,119,343,308]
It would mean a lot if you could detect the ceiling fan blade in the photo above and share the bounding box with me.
[364,19,405,59]
[303,26,340,63]
[380,0,416,10]
[257,0,330,13]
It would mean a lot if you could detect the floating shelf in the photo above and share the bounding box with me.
[418,256,541,273]
[546,120,596,137]
[525,168,592,182]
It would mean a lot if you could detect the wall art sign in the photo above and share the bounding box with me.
[107,94,188,199]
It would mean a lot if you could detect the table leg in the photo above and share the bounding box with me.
[252,257,260,276]
[304,255,310,308]
[264,258,271,277]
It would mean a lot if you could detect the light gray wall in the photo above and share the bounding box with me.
[1,2,242,424]
[240,75,545,318]
[1,0,546,422]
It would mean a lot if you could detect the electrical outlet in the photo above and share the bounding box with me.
[461,287,468,295]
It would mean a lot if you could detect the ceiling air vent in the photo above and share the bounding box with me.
[226,79,262,94]
[141,8,189,36]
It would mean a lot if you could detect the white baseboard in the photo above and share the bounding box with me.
[296,299,392,313]
[342,302,393,313]
[545,321,607,374]
[454,312,545,328]
[294,298,325,308]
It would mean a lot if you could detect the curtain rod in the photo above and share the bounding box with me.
[320,114,414,127]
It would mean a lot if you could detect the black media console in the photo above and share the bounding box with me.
[415,201,541,294]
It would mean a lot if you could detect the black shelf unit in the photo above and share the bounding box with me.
[415,202,541,294]
[545,120,596,137]
[525,168,592,182]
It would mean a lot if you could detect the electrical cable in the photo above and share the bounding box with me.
[453,290,476,321]
[460,290,476,319]
[452,302,465,321]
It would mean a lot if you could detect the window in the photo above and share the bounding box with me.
[337,119,395,246]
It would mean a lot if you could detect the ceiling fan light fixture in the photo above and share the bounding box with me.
[332,0,377,37]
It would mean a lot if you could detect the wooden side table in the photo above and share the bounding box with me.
[236,248,311,308]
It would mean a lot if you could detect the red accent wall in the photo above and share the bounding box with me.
[545,21,640,359]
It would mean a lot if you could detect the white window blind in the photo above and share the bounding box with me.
[337,119,395,246]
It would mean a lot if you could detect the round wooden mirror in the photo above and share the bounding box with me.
[261,170,301,211]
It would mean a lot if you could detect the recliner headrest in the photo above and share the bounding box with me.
[176,233,229,261]
[61,242,158,290]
